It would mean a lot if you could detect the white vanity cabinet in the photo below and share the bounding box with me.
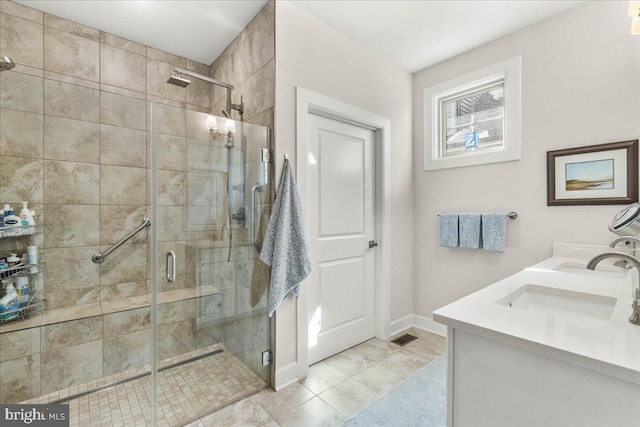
[434,252,640,427]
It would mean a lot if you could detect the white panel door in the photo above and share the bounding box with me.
[306,113,376,364]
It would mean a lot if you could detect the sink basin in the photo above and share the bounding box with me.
[497,284,617,320]
[552,261,627,279]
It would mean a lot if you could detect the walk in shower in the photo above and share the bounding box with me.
[0,0,275,425]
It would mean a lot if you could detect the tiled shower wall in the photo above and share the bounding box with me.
[0,0,274,403]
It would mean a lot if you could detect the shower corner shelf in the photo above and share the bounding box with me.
[0,225,43,239]
[0,291,46,325]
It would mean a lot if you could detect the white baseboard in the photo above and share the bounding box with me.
[274,362,298,391]
[388,314,414,338]
[413,314,447,337]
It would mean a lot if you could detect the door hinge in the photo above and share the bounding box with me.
[261,350,272,366]
[261,148,272,163]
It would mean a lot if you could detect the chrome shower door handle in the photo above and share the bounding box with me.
[166,251,176,283]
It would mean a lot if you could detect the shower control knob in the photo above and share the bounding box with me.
[369,240,378,248]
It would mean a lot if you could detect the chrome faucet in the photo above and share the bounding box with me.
[587,252,640,325]
[608,236,640,268]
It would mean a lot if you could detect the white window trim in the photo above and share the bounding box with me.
[423,56,521,171]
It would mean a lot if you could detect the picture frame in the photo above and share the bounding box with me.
[547,140,638,206]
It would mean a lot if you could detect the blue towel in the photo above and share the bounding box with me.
[459,213,481,249]
[259,159,312,317]
[438,214,459,248]
[482,213,507,253]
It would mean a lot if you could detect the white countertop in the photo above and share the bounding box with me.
[433,251,640,384]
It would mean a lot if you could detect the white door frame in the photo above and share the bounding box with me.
[295,87,391,379]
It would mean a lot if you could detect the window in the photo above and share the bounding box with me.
[423,56,521,171]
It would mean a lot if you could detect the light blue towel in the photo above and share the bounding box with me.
[259,159,312,317]
[459,213,481,249]
[438,214,459,248]
[482,213,507,253]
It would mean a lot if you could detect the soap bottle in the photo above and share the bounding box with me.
[6,253,20,268]
[0,280,19,321]
[19,202,35,234]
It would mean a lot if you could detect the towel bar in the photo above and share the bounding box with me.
[438,211,518,219]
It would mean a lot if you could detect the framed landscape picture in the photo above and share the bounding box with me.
[547,140,638,206]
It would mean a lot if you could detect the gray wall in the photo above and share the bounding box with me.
[412,1,640,320]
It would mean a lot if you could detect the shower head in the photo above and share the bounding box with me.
[0,56,15,72]
[167,72,191,87]
[221,109,232,119]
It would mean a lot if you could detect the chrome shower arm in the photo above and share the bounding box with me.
[173,67,233,89]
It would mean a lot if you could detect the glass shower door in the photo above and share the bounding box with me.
[150,103,272,426]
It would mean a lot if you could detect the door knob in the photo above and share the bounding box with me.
[369,240,378,248]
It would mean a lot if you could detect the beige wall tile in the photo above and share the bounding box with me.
[186,76,210,109]
[45,286,100,309]
[100,280,148,301]
[40,340,102,394]
[249,10,274,74]
[185,59,210,76]
[44,79,99,122]
[44,160,99,204]
[0,108,43,157]
[44,204,99,248]
[0,0,43,24]
[158,299,196,325]
[0,156,43,203]
[154,133,186,171]
[186,110,216,140]
[100,242,147,286]
[100,91,146,130]
[157,205,185,242]
[100,165,146,205]
[157,169,185,206]
[40,316,102,351]
[147,58,186,103]
[43,13,99,41]
[100,205,148,245]
[189,171,220,207]
[100,45,146,93]
[251,60,274,117]
[103,329,151,375]
[158,319,195,360]
[44,27,99,81]
[0,355,40,403]
[233,40,252,86]
[44,116,100,163]
[43,70,99,90]
[99,31,146,56]
[147,47,185,68]
[151,102,186,136]
[103,306,151,338]
[0,328,40,362]
[0,71,43,113]
[99,82,145,99]
[43,246,100,291]
[0,13,43,68]
[100,124,146,167]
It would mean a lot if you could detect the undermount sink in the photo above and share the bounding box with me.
[497,284,617,320]
[552,261,628,279]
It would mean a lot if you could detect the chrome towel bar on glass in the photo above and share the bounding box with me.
[437,211,518,219]
[92,218,151,263]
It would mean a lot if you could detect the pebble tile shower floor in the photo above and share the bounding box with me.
[21,344,268,427]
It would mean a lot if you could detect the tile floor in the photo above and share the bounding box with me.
[22,344,268,427]
[186,327,446,427]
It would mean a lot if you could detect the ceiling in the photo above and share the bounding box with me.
[17,0,268,65]
[17,0,583,72]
